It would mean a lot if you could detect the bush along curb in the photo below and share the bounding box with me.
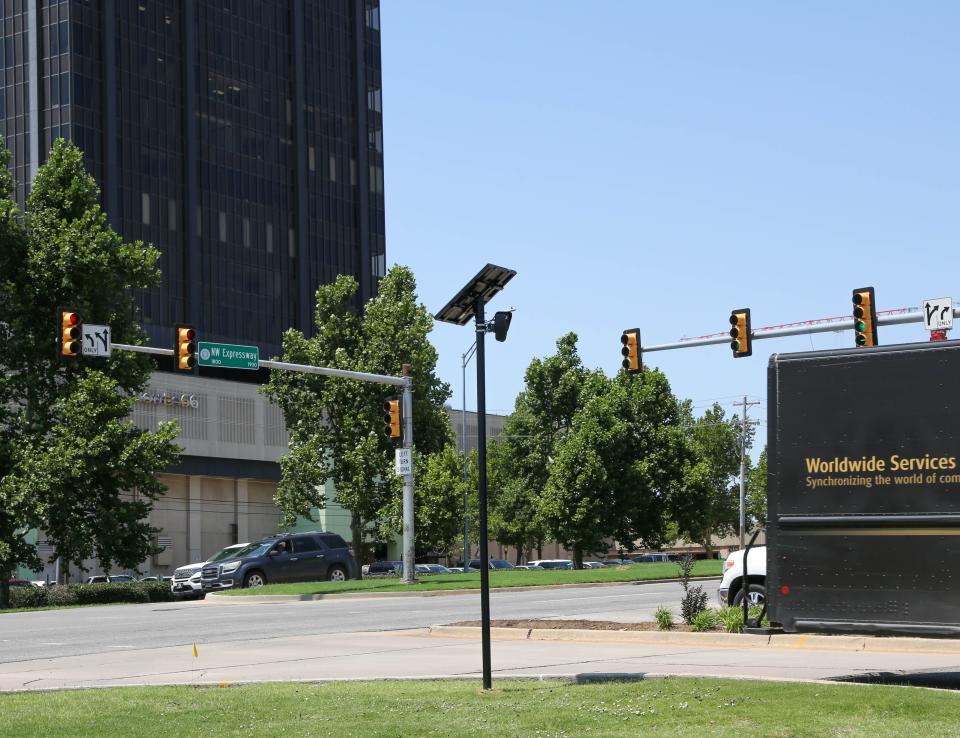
[5,580,174,610]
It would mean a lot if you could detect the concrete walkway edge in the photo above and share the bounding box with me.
[428,624,960,654]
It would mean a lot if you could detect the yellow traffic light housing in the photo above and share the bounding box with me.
[175,324,197,371]
[852,287,878,348]
[59,307,82,357]
[729,308,752,358]
[620,328,641,374]
[383,397,402,440]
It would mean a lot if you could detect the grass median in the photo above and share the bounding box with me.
[217,560,721,597]
[3,678,957,737]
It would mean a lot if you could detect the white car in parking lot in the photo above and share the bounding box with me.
[718,546,767,607]
[171,543,247,598]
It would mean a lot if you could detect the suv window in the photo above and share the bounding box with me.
[319,533,348,550]
[293,537,320,553]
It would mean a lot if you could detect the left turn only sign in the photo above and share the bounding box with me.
[81,324,111,357]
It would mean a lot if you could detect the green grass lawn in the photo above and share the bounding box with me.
[219,560,721,596]
[2,678,957,738]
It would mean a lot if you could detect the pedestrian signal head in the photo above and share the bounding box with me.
[620,329,641,374]
[175,324,197,371]
[383,397,402,440]
[852,287,878,348]
[729,309,752,357]
[59,307,82,357]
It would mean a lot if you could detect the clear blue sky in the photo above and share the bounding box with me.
[380,2,959,438]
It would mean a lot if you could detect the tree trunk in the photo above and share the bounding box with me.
[703,529,713,559]
[0,569,10,609]
[515,546,523,565]
[350,513,364,567]
[572,544,583,569]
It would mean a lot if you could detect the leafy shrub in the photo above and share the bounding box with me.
[9,586,48,609]
[680,584,709,624]
[691,609,719,632]
[718,606,746,633]
[45,585,80,607]
[654,606,674,630]
[140,581,175,602]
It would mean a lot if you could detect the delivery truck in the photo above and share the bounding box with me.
[766,339,960,635]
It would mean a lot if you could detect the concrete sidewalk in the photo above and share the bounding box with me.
[4,627,960,692]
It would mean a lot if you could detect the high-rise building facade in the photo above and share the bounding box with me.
[2,0,385,359]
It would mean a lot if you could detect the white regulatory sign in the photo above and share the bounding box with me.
[81,324,112,357]
[394,448,412,476]
[921,297,953,331]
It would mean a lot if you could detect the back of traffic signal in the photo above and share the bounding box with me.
[384,396,402,442]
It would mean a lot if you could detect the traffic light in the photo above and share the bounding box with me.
[620,328,641,374]
[383,396,402,440]
[58,307,82,357]
[729,308,752,358]
[852,287,878,348]
[175,324,197,371]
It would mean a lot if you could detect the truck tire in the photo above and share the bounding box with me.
[243,570,267,588]
[327,565,348,582]
[733,582,765,607]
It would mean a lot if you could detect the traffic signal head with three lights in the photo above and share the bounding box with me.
[58,307,82,358]
[729,309,752,358]
[383,396,402,441]
[852,287,878,348]
[620,329,641,374]
[175,324,197,371]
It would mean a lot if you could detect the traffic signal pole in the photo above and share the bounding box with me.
[110,341,417,583]
[637,308,947,355]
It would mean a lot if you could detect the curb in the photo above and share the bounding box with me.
[204,576,718,604]
[427,624,960,654]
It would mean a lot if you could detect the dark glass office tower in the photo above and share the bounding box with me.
[1,0,385,360]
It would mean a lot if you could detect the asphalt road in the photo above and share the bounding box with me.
[0,580,704,664]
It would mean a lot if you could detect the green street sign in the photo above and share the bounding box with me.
[197,341,259,370]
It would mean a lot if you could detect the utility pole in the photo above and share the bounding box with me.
[734,396,760,549]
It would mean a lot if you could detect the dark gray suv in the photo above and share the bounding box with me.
[201,532,359,591]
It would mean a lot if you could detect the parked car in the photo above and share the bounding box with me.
[365,561,402,577]
[85,574,136,584]
[140,576,173,583]
[468,559,515,571]
[424,564,451,574]
[202,531,359,591]
[447,567,465,574]
[582,561,606,569]
[172,543,247,598]
[602,558,634,566]
[717,546,767,607]
[8,579,35,588]
[527,559,574,570]
[632,553,672,563]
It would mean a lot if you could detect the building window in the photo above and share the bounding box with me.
[288,227,296,258]
[329,155,336,182]
[168,199,177,231]
[141,193,151,225]
[350,159,357,186]
[308,146,315,172]
[265,223,273,253]
[242,217,250,247]
[218,211,227,242]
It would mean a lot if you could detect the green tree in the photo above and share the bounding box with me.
[486,432,546,564]
[746,446,768,527]
[381,443,464,557]
[0,139,178,605]
[673,403,742,556]
[541,369,690,567]
[261,266,452,555]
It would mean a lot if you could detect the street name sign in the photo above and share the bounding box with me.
[198,341,260,370]
[394,448,412,476]
[922,297,953,331]
[81,324,111,357]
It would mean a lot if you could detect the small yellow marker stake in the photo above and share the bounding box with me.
[193,643,198,658]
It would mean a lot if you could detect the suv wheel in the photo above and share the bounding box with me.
[327,565,348,582]
[243,570,267,588]
[732,582,765,606]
